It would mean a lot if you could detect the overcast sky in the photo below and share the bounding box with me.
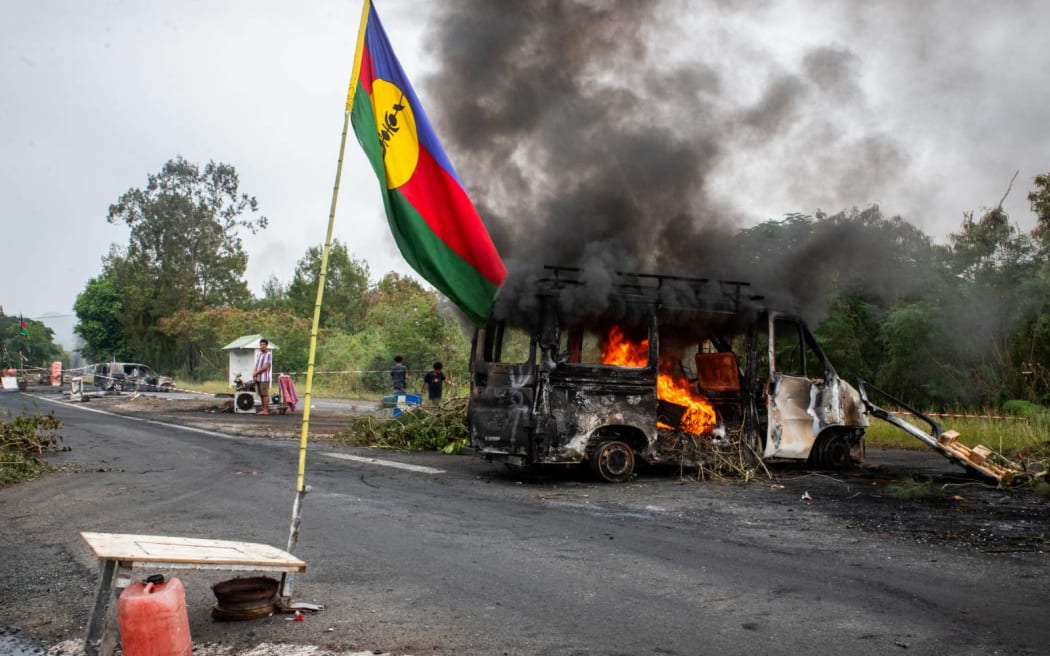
[4,0,1049,326]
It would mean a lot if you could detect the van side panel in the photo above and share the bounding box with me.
[469,361,536,459]
[541,364,657,462]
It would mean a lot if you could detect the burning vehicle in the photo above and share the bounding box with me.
[467,267,868,481]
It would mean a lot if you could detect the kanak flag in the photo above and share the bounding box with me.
[346,1,506,325]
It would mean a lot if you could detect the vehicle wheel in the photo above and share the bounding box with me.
[590,440,635,483]
[809,434,852,469]
[236,393,255,412]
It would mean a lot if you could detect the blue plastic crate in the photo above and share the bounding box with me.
[392,393,422,417]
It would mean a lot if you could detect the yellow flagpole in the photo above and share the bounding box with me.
[283,1,371,601]
[282,110,349,601]
[293,109,349,496]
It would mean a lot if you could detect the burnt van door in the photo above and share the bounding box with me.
[94,364,110,389]
[764,314,822,460]
[469,323,537,458]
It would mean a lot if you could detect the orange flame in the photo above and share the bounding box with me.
[601,326,717,434]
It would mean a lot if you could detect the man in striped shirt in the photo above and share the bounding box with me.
[253,338,273,415]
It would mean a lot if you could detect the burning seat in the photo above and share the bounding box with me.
[695,352,740,392]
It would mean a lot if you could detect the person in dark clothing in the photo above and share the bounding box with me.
[391,355,408,393]
[422,361,453,404]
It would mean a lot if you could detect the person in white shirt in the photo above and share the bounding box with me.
[253,338,273,415]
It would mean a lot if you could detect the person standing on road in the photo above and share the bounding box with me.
[253,338,273,415]
[391,355,408,394]
[422,361,453,405]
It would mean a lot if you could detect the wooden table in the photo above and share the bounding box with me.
[81,532,307,656]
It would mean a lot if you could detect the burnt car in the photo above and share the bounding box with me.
[467,268,868,482]
[91,362,175,392]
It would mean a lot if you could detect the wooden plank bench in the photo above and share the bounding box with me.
[81,532,307,656]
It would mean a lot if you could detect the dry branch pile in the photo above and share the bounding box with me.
[334,397,469,453]
[1,410,65,486]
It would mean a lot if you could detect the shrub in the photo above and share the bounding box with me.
[1,411,64,487]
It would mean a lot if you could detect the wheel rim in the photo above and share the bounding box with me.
[594,441,635,482]
[604,446,630,475]
[812,435,850,469]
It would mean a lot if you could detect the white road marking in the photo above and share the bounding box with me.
[323,452,445,474]
[25,393,249,441]
[23,393,446,474]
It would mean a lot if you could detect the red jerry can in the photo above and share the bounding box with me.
[117,575,192,656]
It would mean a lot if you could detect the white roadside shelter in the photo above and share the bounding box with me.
[222,334,278,388]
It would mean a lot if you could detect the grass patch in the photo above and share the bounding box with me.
[1,410,64,487]
[1030,480,1050,499]
[888,478,947,501]
[865,411,1048,456]
[866,407,1050,483]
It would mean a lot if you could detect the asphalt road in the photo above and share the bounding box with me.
[1,390,1047,656]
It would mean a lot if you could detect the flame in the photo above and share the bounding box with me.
[601,326,717,434]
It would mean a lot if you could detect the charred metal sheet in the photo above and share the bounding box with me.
[468,359,535,458]
[765,374,816,459]
[548,380,656,462]
[767,374,870,461]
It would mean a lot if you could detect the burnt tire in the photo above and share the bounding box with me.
[590,440,636,483]
[809,434,852,469]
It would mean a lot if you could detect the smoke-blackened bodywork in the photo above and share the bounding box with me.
[468,269,868,481]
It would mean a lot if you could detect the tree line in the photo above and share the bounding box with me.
[0,313,63,371]
[67,157,1050,408]
[71,157,467,394]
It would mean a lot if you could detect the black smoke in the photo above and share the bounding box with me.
[420,1,916,327]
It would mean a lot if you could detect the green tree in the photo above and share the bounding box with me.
[257,275,290,311]
[0,312,64,370]
[286,240,370,331]
[354,273,472,393]
[945,207,1036,286]
[940,206,1042,404]
[1028,170,1050,248]
[874,302,963,406]
[736,206,938,321]
[813,297,882,385]
[157,307,314,381]
[107,156,266,309]
[73,271,127,361]
[93,157,266,371]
